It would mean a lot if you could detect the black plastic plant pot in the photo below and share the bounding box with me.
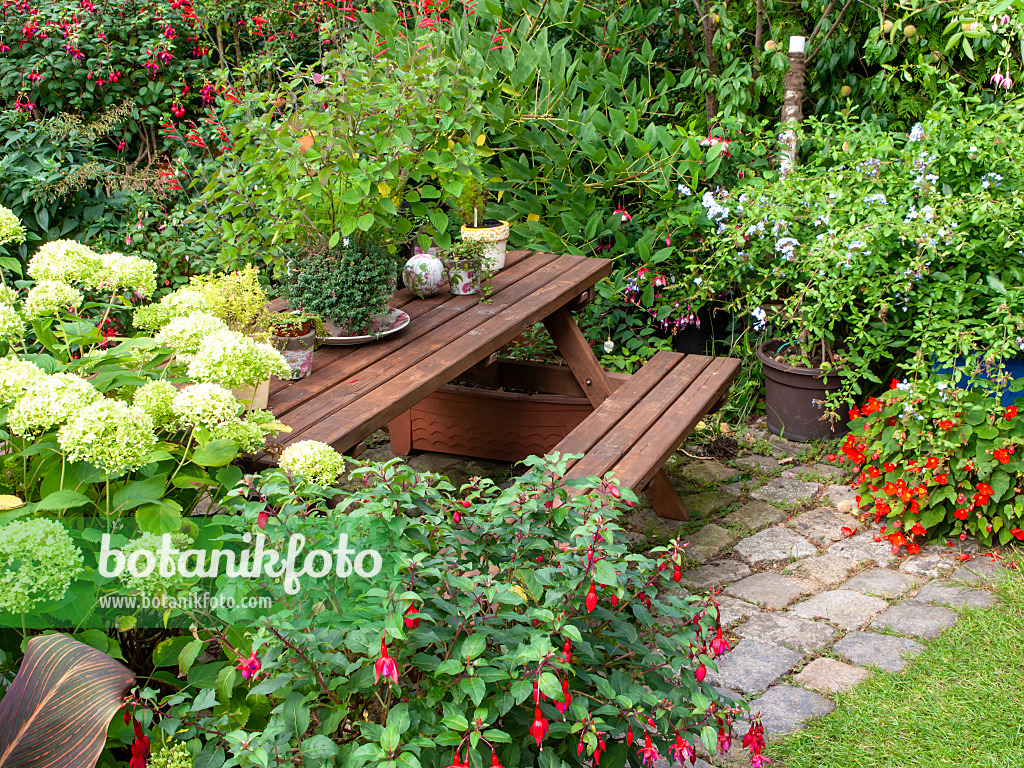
[756,339,850,442]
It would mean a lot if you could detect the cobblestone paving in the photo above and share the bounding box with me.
[646,421,1012,766]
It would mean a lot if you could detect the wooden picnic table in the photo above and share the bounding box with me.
[256,250,615,466]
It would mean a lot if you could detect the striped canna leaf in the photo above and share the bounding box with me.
[0,633,136,768]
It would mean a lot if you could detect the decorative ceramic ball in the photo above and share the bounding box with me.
[402,253,446,298]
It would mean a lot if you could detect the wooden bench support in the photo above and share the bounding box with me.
[554,351,741,521]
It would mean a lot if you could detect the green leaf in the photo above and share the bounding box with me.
[136,504,183,535]
[461,634,486,660]
[301,736,339,768]
[191,440,240,467]
[281,692,311,737]
[35,490,92,512]
[178,639,204,676]
[328,232,341,249]
[462,677,486,707]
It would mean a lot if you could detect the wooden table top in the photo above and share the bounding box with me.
[256,250,613,465]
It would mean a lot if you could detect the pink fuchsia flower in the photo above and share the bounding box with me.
[1002,14,1011,25]
[710,627,731,657]
[992,69,1006,87]
[637,732,660,765]
[530,706,549,747]
[1003,77,1014,90]
[613,206,633,223]
[670,735,695,763]
[717,727,731,753]
[236,650,261,679]
[374,639,399,685]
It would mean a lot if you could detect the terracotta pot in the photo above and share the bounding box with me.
[388,361,630,462]
[757,339,849,442]
[272,329,316,380]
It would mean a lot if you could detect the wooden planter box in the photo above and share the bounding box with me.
[388,359,629,462]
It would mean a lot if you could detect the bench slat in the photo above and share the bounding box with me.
[562,353,714,480]
[609,356,742,489]
[554,351,682,459]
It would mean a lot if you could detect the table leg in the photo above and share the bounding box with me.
[643,470,691,521]
[542,306,613,408]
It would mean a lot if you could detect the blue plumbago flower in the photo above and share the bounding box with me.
[701,191,729,222]
[908,123,926,142]
[677,183,692,197]
[775,237,800,260]
[982,172,1003,189]
[751,307,768,331]
[863,192,888,205]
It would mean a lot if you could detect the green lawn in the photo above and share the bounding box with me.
[768,561,1024,768]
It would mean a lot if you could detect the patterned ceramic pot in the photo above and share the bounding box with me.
[446,261,480,295]
[271,329,316,380]
[402,252,446,298]
[461,220,510,271]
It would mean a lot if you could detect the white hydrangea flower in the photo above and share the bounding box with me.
[279,440,347,486]
[57,399,156,474]
[8,373,101,436]
[0,356,48,405]
[0,518,83,613]
[133,287,210,331]
[187,329,289,389]
[23,280,84,318]
[210,410,275,453]
[154,312,228,356]
[118,531,193,599]
[91,252,157,297]
[0,303,24,348]
[172,383,241,429]
[27,240,103,284]
[0,205,26,248]
[132,379,179,425]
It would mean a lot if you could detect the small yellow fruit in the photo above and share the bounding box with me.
[840,107,850,116]
[904,24,917,37]
[882,20,894,33]
[836,500,853,514]
[840,85,852,97]
[765,40,778,51]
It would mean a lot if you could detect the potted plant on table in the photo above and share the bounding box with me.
[455,172,510,271]
[442,238,492,296]
[281,238,403,339]
[269,311,319,380]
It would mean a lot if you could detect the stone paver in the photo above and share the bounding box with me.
[725,501,787,530]
[681,460,740,484]
[786,554,859,587]
[734,454,780,473]
[789,507,860,546]
[734,527,816,566]
[870,599,958,639]
[680,490,736,516]
[952,558,1009,583]
[781,463,848,481]
[720,481,748,497]
[833,631,924,672]
[750,477,822,506]
[735,612,837,652]
[843,567,919,598]
[681,559,751,591]
[706,639,804,694]
[792,657,870,694]
[745,684,835,737]
[828,532,898,566]
[915,580,998,608]
[899,552,957,579]
[683,523,737,562]
[790,590,889,630]
[715,596,761,627]
[724,572,818,610]
[822,484,858,507]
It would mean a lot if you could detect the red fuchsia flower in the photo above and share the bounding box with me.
[129,719,150,768]
[446,752,463,767]
[530,706,549,747]
[586,581,597,613]
[670,735,695,763]
[490,751,503,767]
[613,206,633,223]
[374,639,399,685]
[695,662,707,682]
[637,732,660,765]
[672,565,682,582]
[555,679,573,714]
[236,650,261,680]
[717,727,731,753]
[626,724,634,746]
[256,511,269,529]
[404,604,421,629]
[710,627,730,657]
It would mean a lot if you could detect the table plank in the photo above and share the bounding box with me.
[263,255,611,457]
[268,252,562,413]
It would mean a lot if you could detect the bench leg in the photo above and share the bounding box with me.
[643,469,690,521]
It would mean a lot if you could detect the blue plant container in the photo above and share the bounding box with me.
[932,354,1024,407]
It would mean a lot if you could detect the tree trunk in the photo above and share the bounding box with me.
[780,51,806,170]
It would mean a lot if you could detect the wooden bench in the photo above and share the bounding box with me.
[554,351,742,521]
